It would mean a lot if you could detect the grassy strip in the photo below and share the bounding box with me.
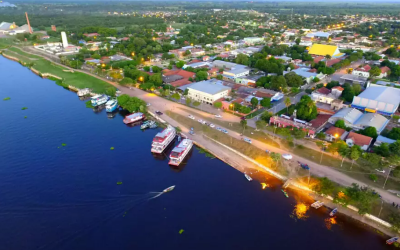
[179,107,280,148]
[3,47,114,94]
[166,110,288,176]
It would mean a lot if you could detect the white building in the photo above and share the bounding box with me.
[352,65,371,78]
[187,79,231,105]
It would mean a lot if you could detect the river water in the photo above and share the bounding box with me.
[0,56,393,250]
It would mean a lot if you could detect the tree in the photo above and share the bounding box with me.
[195,71,208,81]
[338,143,349,167]
[193,101,201,107]
[117,94,146,113]
[313,77,320,83]
[369,66,381,77]
[313,177,336,196]
[369,174,378,182]
[183,50,191,56]
[349,145,361,169]
[260,111,273,123]
[216,74,223,80]
[352,84,362,95]
[214,101,222,109]
[270,152,281,168]
[270,75,287,91]
[119,77,133,85]
[149,73,162,86]
[260,97,271,108]
[171,93,180,100]
[316,132,326,140]
[325,54,332,60]
[183,89,189,96]
[250,97,259,108]
[256,120,267,130]
[235,53,249,65]
[360,126,378,139]
[105,87,116,97]
[185,97,192,106]
[284,72,303,87]
[143,66,150,72]
[295,95,317,121]
[176,61,185,69]
[240,119,247,134]
[152,66,162,73]
[387,128,400,140]
[334,119,346,129]
[284,97,291,114]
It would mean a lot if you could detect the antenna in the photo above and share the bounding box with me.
[25,12,33,34]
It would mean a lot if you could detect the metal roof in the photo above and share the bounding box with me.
[352,84,400,114]
[187,79,231,95]
[330,108,363,124]
[353,113,388,133]
[308,44,340,57]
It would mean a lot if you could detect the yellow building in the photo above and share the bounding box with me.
[307,44,343,57]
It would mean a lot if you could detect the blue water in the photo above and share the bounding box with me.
[0,56,392,250]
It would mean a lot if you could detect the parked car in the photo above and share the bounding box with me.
[265,149,270,154]
[243,138,252,144]
[282,154,292,160]
[375,169,385,174]
[209,123,215,128]
[298,161,310,170]
[216,127,222,131]
[215,114,222,118]
[221,129,228,134]
[155,111,163,115]
[188,115,195,120]
[146,103,151,107]
[198,119,203,123]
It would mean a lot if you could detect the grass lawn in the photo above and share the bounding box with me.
[3,47,114,94]
[0,38,15,50]
[179,107,280,148]
[166,110,288,176]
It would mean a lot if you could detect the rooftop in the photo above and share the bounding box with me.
[308,44,340,57]
[325,126,346,137]
[346,131,373,147]
[188,79,231,95]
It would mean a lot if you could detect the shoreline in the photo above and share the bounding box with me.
[1,52,398,242]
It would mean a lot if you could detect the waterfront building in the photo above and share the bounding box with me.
[187,79,231,105]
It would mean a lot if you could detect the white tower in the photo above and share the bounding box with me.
[61,31,68,48]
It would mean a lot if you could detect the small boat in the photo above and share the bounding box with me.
[141,121,151,129]
[149,121,158,129]
[163,185,175,193]
[123,112,145,124]
[91,94,109,107]
[282,189,289,198]
[244,174,252,181]
[311,201,324,209]
[330,208,338,217]
[169,139,193,166]
[105,99,118,112]
[386,237,399,245]
[77,88,90,97]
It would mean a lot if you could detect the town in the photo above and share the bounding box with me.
[2,0,400,246]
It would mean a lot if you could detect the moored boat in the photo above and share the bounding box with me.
[141,120,156,130]
[105,99,118,112]
[77,88,90,97]
[244,173,252,181]
[163,185,175,193]
[386,237,399,245]
[149,121,158,129]
[282,189,289,198]
[311,201,324,209]
[123,112,145,124]
[91,94,109,107]
[151,125,176,153]
[169,139,193,166]
[330,208,338,217]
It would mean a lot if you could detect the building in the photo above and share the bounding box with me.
[345,132,373,151]
[234,75,263,87]
[269,115,316,137]
[162,69,195,88]
[306,31,331,39]
[285,68,324,84]
[351,84,400,116]
[352,65,371,78]
[243,37,264,45]
[187,79,231,105]
[378,66,390,78]
[0,21,17,34]
[328,108,389,133]
[375,135,396,147]
[325,127,348,141]
[340,74,368,85]
[211,60,250,81]
[311,87,336,104]
[307,44,343,58]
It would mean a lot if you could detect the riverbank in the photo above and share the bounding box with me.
[1,50,399,243]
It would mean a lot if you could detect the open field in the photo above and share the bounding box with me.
[2,47,114,93]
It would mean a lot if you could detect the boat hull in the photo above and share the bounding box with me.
[168,142,193,166]
[106,103,118,112]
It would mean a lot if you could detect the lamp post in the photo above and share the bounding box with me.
[383,166,393,189]
[378,199,384,218]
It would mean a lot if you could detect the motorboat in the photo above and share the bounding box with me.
[151,125,176,153]
[123,112,145,124]
[77,88,90,97]
[163,185,175,193]
[91,94,109,107]
[105,99,118,112]
[244,173,252,181]
[330,208,338,217]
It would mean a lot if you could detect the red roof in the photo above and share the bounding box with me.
[326,58,341,67]
[380,66,390,73]
[255,91,273,98]
[308,68,318,73]
[169,79,192,87]
[317,87,331,95]
[121,37,129,41]
[208,68,219,74]
[163,69,195,79]
[310,114,332,129]
[325,127,346,137]
[314,56,324,63]
[355,65,371,72]
[346,132,372,147]
[83,33,99,37]
[332,86,344,91]
[331,37,343,41]
[188,59,201,64]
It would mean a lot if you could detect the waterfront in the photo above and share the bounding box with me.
[0,56,394,250]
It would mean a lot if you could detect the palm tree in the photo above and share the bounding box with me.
[284,97,291,114]
[325,54,332,60]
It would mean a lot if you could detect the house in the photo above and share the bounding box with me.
[162,69,195,88]
[307,44,343,58]
[83,33,99,37]
[325,126,348,141]
[211,60,250,81]
[326,58,341,67]
[187,79,231,105]
[331,86,344,98]
[379,66,390,78]
[345,132,373,151]
[243,37,264,45]
[234,75,263,87]
[352,65,371,78]
[269,115,316,137]
[311,87,336,104]
[309,114,332,133]
[0,21,17,34]
[285,68,324,84]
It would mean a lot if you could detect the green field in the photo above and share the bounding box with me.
[0,38,15,50]
[2,47,114,94]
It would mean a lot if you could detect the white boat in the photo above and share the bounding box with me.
[311,201,324,209]
[163,185,175,193]
[123,112,145,124]
[282,154,293,160]
[105,99,118,112]
[330,208,338,217]
[169,139,193,166]
[91,94,109,107]
[151,125,176,153]
[77,88,90,97]
[244,174,252,181]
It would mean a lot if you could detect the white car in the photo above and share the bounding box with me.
[146,103,151,107]
[215,114,222,118]
[209,123,215,128]
[198,119,203,123]
[243,138,252,144]
[282,154,293,160]
[375,169,385,174]
[188,115,195,120]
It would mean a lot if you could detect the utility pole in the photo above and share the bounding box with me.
[378,199,384,218]
[383,167,392,189]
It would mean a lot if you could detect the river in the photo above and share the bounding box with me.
[0,56,393,250]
